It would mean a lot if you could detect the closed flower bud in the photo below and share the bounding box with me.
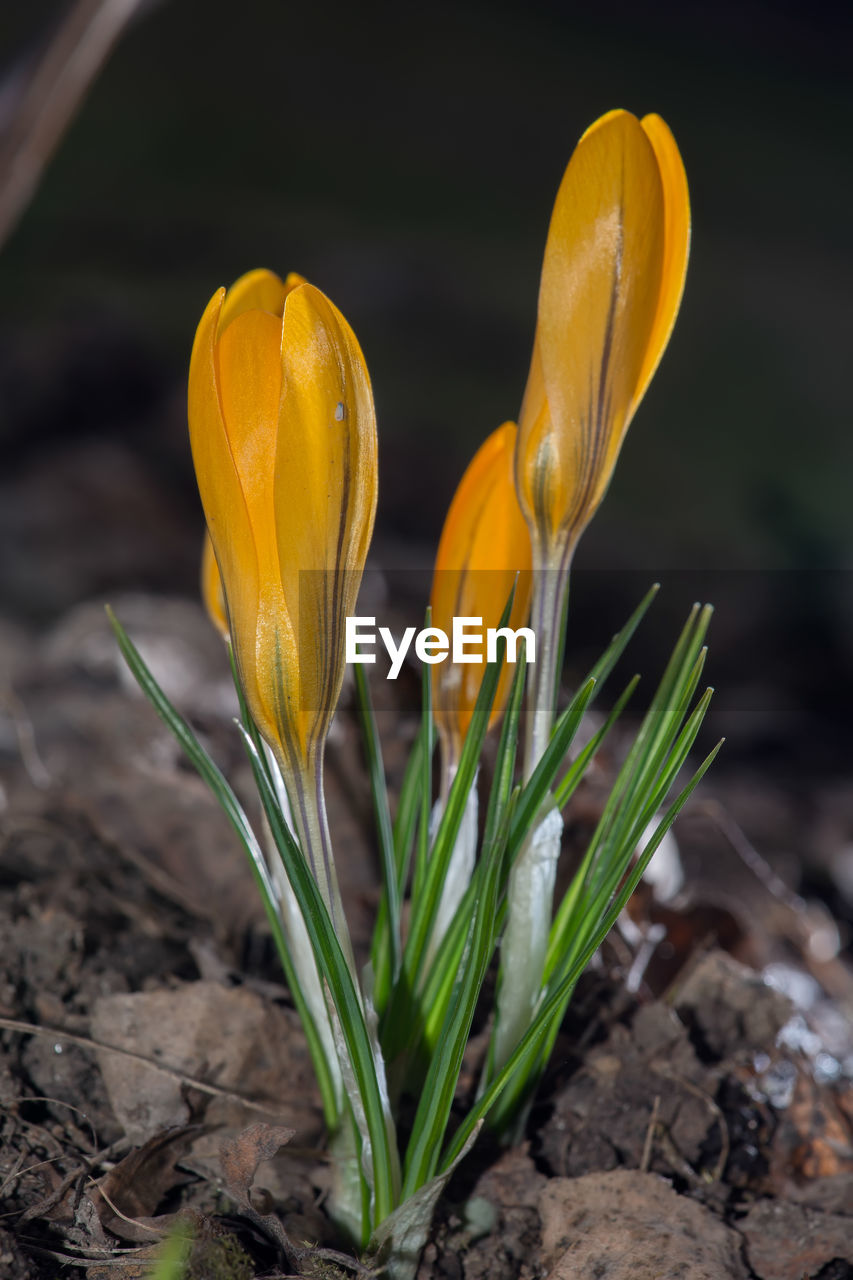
[515,110,689,557]
[431,422,532,766]
[188,267,378,782]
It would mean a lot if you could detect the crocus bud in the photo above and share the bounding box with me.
[515,110,689,558]
[188,268,378,781]
[431,422,532,766]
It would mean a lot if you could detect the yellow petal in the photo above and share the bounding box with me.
[201,530,229,639]
[188,289,268,716]
[431,422,533,757]
[631,114,690,416]
[273,283,378,755]
[517,109,666,546]
[188,287,288,746]
[515,335,563,549]
[216,305,301,737]
[217,267,306,336]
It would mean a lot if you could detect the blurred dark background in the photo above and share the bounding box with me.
[1,0,852,781]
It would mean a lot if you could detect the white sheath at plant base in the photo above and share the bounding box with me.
[425,765,479,968]
[493,804,564,1068]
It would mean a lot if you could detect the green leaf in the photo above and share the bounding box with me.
[402,801,512,1195]
[107,609,341,1128]
[393,721,426,879]
[355,663,401,988]
[481,644,527,858]
[238,725,399,1233]
[553,674,639,810]
[507,675,597,854]
[371,722,425,1013]
[441,737,721,1167]
[486,603,715,1132]
[381,590,515,1060]
[367,1125,481,1280]
[584,583,659,691]
[412,620,435,906]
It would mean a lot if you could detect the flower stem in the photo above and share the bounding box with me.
[524,545,573,779]
[262,744,344,1116]
[492,539,573,1077]
[282,746,358,981]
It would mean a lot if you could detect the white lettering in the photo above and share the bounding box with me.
[380,626,416,679]
[346,616,376,663]
[453,616,483,663]
[347,617,536,676]
[486,626,535,664]
[415,627,449,663]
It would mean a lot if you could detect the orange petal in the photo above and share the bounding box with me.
[631,114,691,417]
[217,267,306,336]
[188,288,265,701]
[273,283,378,755]
[518,110,666,546]
[432,422,533,756]
[514,335,562,548]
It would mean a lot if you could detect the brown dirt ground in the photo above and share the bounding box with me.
[1,597,853,1279]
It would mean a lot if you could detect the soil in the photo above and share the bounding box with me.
[2,595,853,1279]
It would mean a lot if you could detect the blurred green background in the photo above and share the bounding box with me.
[1,0,852,775]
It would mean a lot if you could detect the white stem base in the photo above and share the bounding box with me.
[425,766,478,968]
[492,805,564,1071]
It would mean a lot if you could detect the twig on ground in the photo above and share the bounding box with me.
[0,1015,283,1116]
[640,1094,660,1173]
[0,0,149,250]
[652,1061,730,1183]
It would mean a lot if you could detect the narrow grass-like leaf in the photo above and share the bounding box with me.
[393,722,425,877]
[488,608,713,1131]
[546,611,711,980]
[441,737,721,1165]
[381,591,516,1060]
[402,803,512,1195]
[557,606,709,920]
[549,687,715,1006]
[238,724,398,1233]
[371,722,425,1012]
[412,625,434,905]
[584,583,659,692]
[491,721,717,1131]
[553,674,639,810]
[547,684,715,1004]
[355,663,401,987]
[404,635,503,977]
[481,643,527,857]
[411,649,527,1069]
[581,638,708,911]
[595,661,709,887]
[226,640,278,793]
[507,676,597,853]
[108,609,340,1127]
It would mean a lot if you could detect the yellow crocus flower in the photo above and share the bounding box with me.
[495,111,689,1075]
[188,267,377,936]
[189,267,377,768]
[430,422,532,770]
[515,109,690,558]
[197,269,306,647]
